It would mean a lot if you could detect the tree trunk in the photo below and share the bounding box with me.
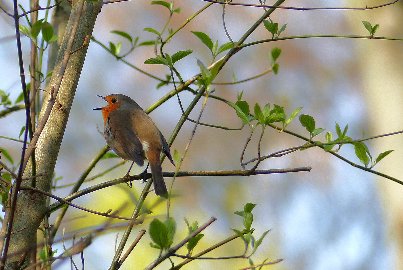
[3,0,102,268]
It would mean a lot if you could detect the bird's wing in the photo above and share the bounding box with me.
[107,110,145,166]
[160,131,175,166]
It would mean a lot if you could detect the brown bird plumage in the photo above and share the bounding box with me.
[94,94,174,197]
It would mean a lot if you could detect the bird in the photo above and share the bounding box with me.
[94,94,175,197]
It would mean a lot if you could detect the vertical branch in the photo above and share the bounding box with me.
[0,0,32,267]
[1,0,103,268]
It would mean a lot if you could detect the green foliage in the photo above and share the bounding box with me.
[354,142,371,167]
[0,148,14,164]
[145,50,192,67]
[299,114,324,139]
[268,47,282,74]
[101,152,119,159]
[173,149,181,165]
[171,50,193,63]
[151,0,181,14]
[234,202,256,232]
[192,31,234,60]
[19,19,57,43]
[149,218,176,250]
[0,90,12,106]
[232,93,301,128]
[18,126,26,139]
[263,19,287,39]
[185,219,204,254]
[109,41,122,57]
[362,21,379,37]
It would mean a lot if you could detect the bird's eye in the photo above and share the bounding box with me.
[111,98,117,103]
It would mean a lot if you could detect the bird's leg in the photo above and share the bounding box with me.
[140,163,150,183]
[125,161,135,188]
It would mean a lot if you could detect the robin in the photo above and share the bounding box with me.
[94,94,175,197]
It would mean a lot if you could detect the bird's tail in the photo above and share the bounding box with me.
[148,153,168,197]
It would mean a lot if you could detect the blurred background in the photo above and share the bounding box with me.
[0,0,402,269]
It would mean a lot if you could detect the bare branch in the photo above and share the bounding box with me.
[201,0,400,11]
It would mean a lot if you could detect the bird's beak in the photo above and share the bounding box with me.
[93,95,106,110]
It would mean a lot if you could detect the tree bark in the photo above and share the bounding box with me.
[3,0,102,268]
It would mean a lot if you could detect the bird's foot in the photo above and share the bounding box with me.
[124,173,133,188]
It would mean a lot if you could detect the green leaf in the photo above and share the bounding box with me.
[19,25,31,37]
[187,234,203,253]
[41,22,54,42]
[263,20,278,36]
[149,218,168,249]
[272,63,279,74]
[244,212,253,231]
[354,142,370,167]
[109,42,122,56]
[375,150,393,164]
[325,131,333,142]
[362,21,373,34]
[14,92,24,104]
[144,27,161,36]
[217,42,234,55]
[191,31,214,51]
[232,229,244,237]
[271,47,282,62]
[244,202,256,213]
[111,30,133,43]
[19,126,26,139]
[372,24,380,35]
[144,56,168,65]
[299,114,315,133]
[335,122,342,137]
[285,107,302,126]
[233,100,250,124]
[197,59,211,83]
[31,20,43,38]
[185,219,204,253]
[266,105,285,124]
[101,152,119,159]
[251,230,270,255]
[171,50,192,64]
[342,124,349,137]
[254,103,265,124]
[138,40,158,46]
[0,148,14,164]
[311,128,325,138]
[0,89,11,106]
[165,218,176,247]
[173,149,181,164]
[278,23,287,36]
[151,0,171,10]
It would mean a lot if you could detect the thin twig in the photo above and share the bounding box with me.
[240,128,255,169]
[17,2,58,18]
[50,146,109,240]
[117,229,146,267]
[201,0,400,11]
[0,0,32,264]
[172,232,246,269]
[0,161,17,179]
[213,68,272,85]
[20,186,132,220]
[240,259,283,270]
[48,167,311,213]
[269,124,403,185]
[241,34,403,49]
